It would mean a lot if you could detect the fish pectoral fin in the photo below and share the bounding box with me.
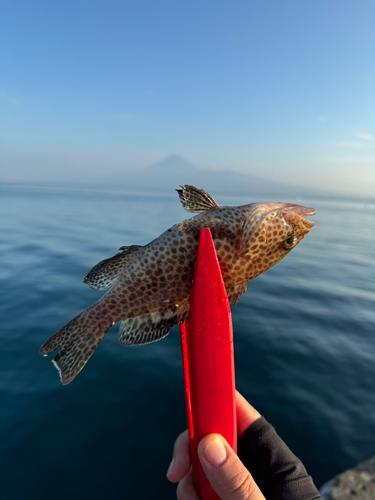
[118,308,188,346]
[176,185,219,213]
[177,217,235,240]
[118,244,142,252]
[84,245,142,290]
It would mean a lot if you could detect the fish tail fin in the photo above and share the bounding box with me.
[39,307,110,385]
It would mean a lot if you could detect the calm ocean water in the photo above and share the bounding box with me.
[1,183,374,499]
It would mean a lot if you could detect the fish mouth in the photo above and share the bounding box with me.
[282,204,315,233]
[296,207,315,231]
[282,203,316,218]
[301,218,314,230]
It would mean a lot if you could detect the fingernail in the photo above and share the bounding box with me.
[203,437,227,467]
[166,456,176,477]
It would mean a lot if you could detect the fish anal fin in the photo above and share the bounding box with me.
[84,245,142,290]
[176,185,219,213]
[118,306,189,346]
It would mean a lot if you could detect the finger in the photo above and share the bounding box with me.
[167,430,192,482]
[198,434,266,500]
[176,467,201,500]
[236,390,261,438]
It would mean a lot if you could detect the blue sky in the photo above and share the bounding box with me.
[1,0,374,195]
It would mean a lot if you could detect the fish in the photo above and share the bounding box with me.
[39,185,315,385]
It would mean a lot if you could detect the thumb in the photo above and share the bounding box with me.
[198,434,265,500]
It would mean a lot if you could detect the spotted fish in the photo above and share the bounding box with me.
[40,185,315,384]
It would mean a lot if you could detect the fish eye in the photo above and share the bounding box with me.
[283,235,296,248]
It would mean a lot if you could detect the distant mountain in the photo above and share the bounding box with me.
[121,155,323,198]
[140,155,199,177]
[1,154,327,200]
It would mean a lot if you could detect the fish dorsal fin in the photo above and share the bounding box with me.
[83,245,142,290]
[176,185,219,213]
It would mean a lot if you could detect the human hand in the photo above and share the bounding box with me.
[167,391,266,500]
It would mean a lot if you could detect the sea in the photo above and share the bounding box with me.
[1,182,374,499]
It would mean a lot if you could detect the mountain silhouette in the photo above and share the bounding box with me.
[122,155,320,198]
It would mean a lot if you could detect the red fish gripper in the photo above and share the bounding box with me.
[179,228,237,500]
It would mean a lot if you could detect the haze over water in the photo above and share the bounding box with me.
[1,182,374,499]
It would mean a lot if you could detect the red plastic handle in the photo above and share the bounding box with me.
[179,228,237,499]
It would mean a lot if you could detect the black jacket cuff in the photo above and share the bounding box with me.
[238,417,320,500]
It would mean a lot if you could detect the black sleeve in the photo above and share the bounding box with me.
[238,417,321,500]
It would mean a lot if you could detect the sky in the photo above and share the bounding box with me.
[1,0,374,196]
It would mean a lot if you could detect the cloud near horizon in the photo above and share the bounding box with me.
[354,132,375,142]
